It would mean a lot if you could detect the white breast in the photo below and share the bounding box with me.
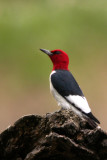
[49,71,84,116]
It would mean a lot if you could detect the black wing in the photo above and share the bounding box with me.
[51,70,84,97]
[51,70,100,126]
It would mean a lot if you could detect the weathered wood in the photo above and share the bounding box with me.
[0,109,107,160]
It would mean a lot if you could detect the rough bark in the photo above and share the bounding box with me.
[0,109,107,160]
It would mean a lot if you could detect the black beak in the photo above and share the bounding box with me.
[40,49,53,56]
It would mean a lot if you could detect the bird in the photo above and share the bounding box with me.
[40,48,100,128]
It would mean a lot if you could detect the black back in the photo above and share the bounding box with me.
[51,70,84,97]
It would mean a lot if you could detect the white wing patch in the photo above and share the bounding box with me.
[65,95,91,114]
[49,70,91,116]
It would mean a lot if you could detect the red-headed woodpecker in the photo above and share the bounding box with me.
[40,48,100,128]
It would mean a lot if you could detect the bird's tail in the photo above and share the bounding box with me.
[86,117,98,128]
[84,112,100,129]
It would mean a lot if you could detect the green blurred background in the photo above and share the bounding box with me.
[0,0,107,132]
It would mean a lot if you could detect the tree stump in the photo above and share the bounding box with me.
[0,109,107,160]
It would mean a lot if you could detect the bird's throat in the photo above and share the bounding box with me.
[52,63,69,71]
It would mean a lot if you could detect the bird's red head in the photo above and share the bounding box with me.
[40,49,69,71]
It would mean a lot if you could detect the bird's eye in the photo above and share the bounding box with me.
[54,51,61,54]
